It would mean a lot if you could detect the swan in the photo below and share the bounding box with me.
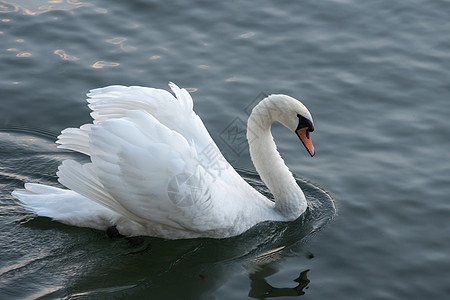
[12,83,315,239]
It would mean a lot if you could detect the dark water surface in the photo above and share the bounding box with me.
[1,0,449,299]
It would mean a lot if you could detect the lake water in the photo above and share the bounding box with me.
[1,0,449,299]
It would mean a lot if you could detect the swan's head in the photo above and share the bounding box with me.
[252,94,315,156]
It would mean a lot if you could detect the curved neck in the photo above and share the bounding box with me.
[247,96,306,219]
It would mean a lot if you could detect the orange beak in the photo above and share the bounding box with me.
[296,127,315,157]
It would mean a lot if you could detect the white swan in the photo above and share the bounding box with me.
[12,83,315,239]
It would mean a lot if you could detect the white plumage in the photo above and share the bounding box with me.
[12,83,315,239]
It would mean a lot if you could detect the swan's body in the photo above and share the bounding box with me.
[12,83,315,239]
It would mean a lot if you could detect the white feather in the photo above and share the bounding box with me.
[12,83,315,239]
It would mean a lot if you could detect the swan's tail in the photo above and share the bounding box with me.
[12,183,123,231]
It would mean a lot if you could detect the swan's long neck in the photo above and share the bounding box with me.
[247,96,306,219]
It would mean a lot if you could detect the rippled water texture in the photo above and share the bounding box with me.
[1,0,449,299]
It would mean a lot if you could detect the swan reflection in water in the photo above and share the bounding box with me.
[249,267,310,298]
[59,219,318,298]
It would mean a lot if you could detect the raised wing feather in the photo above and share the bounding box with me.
[54,83,242,232]
[57,83,215,156]
[57,124,92,155]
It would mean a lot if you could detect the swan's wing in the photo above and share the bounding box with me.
[57,124,92,156]
[57,109,231,232]
[55,83,250,232]
[57,83,214,157]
